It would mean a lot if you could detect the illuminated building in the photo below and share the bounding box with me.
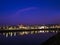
[55,25,60,28]
[18,24,29,30]
[3,27,5,29]
[0,24,60,30]
[38,26,45,29]
[8,26,13,30]
[30,26,35,29]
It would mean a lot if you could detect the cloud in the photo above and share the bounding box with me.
[15,7,39,15]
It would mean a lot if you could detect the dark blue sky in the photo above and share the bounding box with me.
[0,0,60,25]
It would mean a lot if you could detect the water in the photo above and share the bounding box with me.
[0,30,57,45]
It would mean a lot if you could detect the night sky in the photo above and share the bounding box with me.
[0,0,60,25]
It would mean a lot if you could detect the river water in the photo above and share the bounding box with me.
[0,30,57,45]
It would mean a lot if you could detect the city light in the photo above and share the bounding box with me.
[0,24,60,30]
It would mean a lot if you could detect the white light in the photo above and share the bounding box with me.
[45,30,49,33]
[38,26,45,29]
[19,32,25,35]
[24,31,29,35]
[39,30,45,33]
[6,33,8,37]
[31,31,34,34]
[14,32,16,36]
[35,31,38,33]
[10,32,13,36]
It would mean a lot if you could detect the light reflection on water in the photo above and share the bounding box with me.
[0,30,58,37]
